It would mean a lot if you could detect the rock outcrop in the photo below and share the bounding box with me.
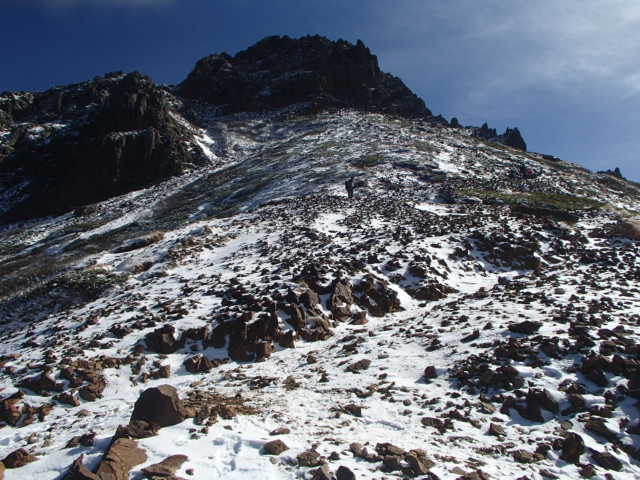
[179,35,431,118]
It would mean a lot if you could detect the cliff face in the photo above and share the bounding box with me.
[178,35,431,118]
[0,72,198,222]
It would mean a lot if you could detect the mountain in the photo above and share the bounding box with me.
[0,36,639,480]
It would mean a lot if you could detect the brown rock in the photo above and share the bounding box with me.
[145,325,180,354]
[488,423,505,437]
[512,449,536,463]
[2,448,38,468]
[115,420,159,439]
[591,450,622,471]
[405,451,434,474]
[585,418,618,442]
[65,432,96,449]
[0,393,23,426]
[310,464,332,480]
[269,427,290,436]
[141,454,188,478]
[184,354,213,373]
[336,465,356,480]
[508,320,542,335]
[297,449,322,467]
[79,377,107,402]
[263,440,288,455]
[63,454,98,480]
[95,438,147,480]
[55,392,81,407]
[130,385,187,428]
[559,432,584,464]
[346,359,371,373]
[423,366,438,379]
[330,281,354,321]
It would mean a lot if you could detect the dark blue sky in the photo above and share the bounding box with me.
[3,0,639,180]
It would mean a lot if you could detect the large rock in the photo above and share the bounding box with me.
[559,432,585,464]
[2,448,37,468]
[141,454,188,479]
[63,455,98,480]
[95,438,147,480]
[130,385,187,428]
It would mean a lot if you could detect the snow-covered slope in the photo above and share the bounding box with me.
[0,109,639,480]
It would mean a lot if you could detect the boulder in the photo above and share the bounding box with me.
[559,432,584,464]
[508,320,542,335]
[336,466,356,480]
[141,454,188,479]
[95,438,147,480]
[145,325,180,354]
[2,448,38,468]
[263,440,288,455]
[130,385,187,428]
[63,455,98,480]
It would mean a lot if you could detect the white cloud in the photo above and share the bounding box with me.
[369,1,640,105]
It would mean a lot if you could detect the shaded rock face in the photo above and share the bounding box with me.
[179,35,431,118]
[0,72,198,223]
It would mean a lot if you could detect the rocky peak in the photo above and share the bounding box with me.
[179,35,431,118]
[473,122,527,151]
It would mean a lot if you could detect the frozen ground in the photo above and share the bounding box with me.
[0,110,639,479]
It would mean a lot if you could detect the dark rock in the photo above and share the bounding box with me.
[2,448,37,468]
[263,440,288,455]
[423,366,438,379]
[310,464,332,480]
[585,418,618,442]
[297,449,322,467]
[63,455,98,480]
[178,35,431,119]
[375,443,405,457]
[508,320,542,335]
[141,454,188,478]
[184,354,214,373]
[269,427,290,436]
[0,72,197,223]
[591,450,622,471]
[65,432,96,449]
[95,438,147,480]
[145,325,180,354]
[559,432,585,464]
[130,385,187,428]
[115,420,159,439]
[488,423,505,437]
[346,359,371,373]
[405,450,434,474]
[336,465,356,480]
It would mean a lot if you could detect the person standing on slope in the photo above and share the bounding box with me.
[345,177,355,199]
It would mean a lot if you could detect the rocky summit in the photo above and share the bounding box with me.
[0,36,639,480]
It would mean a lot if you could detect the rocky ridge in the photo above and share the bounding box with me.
[0,35,525,223]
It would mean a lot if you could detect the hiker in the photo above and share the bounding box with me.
[345,177,355,199]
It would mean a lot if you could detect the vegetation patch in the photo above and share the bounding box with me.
[460,189,604,210]
[351,154,386,169]
[51,267,128,301]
